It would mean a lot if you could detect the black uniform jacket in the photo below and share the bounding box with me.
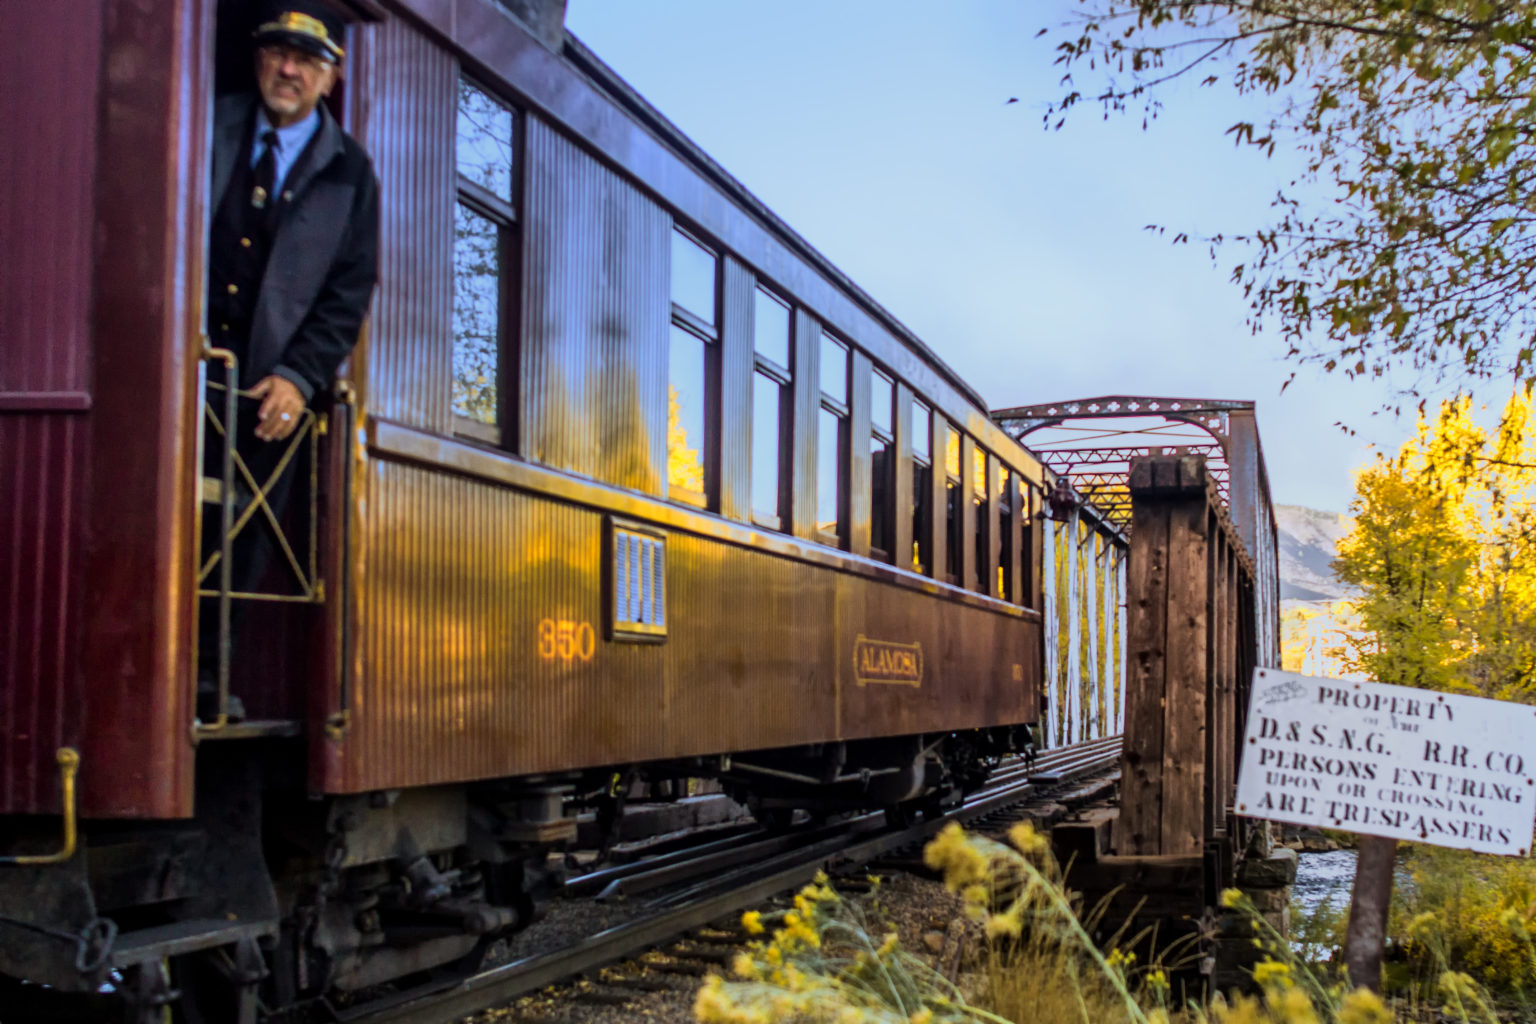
[210,93,380,402]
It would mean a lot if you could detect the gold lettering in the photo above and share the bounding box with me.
[852,636,924,688]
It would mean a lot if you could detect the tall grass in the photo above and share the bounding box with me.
[697,825,1512,1024]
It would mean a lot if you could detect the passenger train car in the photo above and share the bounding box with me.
[1,0,1071,1017]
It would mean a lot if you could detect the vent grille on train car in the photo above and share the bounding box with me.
[608,519,666,641]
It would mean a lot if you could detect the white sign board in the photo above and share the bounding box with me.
[1236,668,1536,856]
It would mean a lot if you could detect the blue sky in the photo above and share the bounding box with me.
[565,0,1426,513]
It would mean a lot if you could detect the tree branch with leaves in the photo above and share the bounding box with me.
[1045,1,1536,391]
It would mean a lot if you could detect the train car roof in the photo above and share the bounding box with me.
[561,32,992,416]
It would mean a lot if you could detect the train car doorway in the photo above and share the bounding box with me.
[198,0,362,726]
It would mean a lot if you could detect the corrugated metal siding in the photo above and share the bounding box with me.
[717,258,754,522]
[522,119,667,493]
[333,455,1035,793]
[789,308,820,538]
[354,17,454,434]
[0,2,100,815]
[0,417,85,813]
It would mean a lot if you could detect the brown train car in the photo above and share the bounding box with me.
[0,0,1050,1016]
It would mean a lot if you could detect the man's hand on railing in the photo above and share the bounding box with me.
[250,375,306,442]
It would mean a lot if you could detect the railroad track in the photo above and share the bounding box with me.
[331,735,1123,1024]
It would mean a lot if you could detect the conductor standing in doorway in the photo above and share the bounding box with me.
[200,2,380,720]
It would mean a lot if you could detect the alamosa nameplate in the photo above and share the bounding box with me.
[1235,668,1536,856]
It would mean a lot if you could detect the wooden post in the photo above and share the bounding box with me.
[1345,835,1398,991]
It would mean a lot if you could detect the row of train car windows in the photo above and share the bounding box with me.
[445,81,1028,604]
[668,224,1028,603]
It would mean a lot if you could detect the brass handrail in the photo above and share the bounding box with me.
[0,749,80,865]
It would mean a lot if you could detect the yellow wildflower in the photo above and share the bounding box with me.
[1338,987,1393,1024]
[1220,887,1246,909]
[985,907,1022,940]
[1212,993,1265,1024]
[1008,821,1049,856]
[765,945,782,966]
[867,873,882,890]
[693,975,733,1024]
[741,910,765,935]
[876,931,899,957]
[1263,984,1318,1024]
[1252,959,1292,989]
[1405,911,1438,941]
[961,882,988,905]
[1145,968,1169,994]
[910,1009,934,1024]
[1106,947,1136,970]
[793,893,812,916]
[731,952,758,979]
[923,822,990,890]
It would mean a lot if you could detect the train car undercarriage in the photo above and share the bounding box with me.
[0,724,1033,1022]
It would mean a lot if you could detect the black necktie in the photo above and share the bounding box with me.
[252,129,279,210]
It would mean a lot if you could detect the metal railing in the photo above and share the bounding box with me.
[196,346,324,731]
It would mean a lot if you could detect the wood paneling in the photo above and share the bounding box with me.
[789,308,820,539]
[718,258,754,522]
[354,16,455,434]
[79,0,210,818]
[847,349,872,558]
[1117,455,1256,859]
[521,118,667,493]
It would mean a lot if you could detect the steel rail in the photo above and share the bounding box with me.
[347,735,1123,1024]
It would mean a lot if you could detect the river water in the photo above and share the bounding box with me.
[1293,848,1358,916]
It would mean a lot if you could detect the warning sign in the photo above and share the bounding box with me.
[1235,668,1536,856]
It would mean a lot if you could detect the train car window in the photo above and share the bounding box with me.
[751,288,792,527]
[817,335,850,545]
[998,467,1015,600]
[667,323,710,501]
[820,333,848,403]
[817,407,845,540]
[456,80,514,199]
[752,372,784,525]
[972,446,990,593]
[911,399,932,575]
[944,426,962,584]
[870,371,895,561]
[753,287,791,373]
[452,80,518,444]
[672,230,717,327]
[668,228,718,506]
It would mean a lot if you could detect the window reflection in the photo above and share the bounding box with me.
[752,371,782,521]
[817,407,843,536]
[452,204,499,425]
[912,400,931,574]
[667,324,707,494]
[944,425,960,582]
[820,334,847,401]
[456,80,513,199]
[912,399,930,461]
[998,468,1014,599]
[672,230,717,325]
[753,288,790,370]
[870,372,894,559]
[973,449,989,592]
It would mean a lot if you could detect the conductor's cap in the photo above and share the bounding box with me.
[254,3,345,63]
